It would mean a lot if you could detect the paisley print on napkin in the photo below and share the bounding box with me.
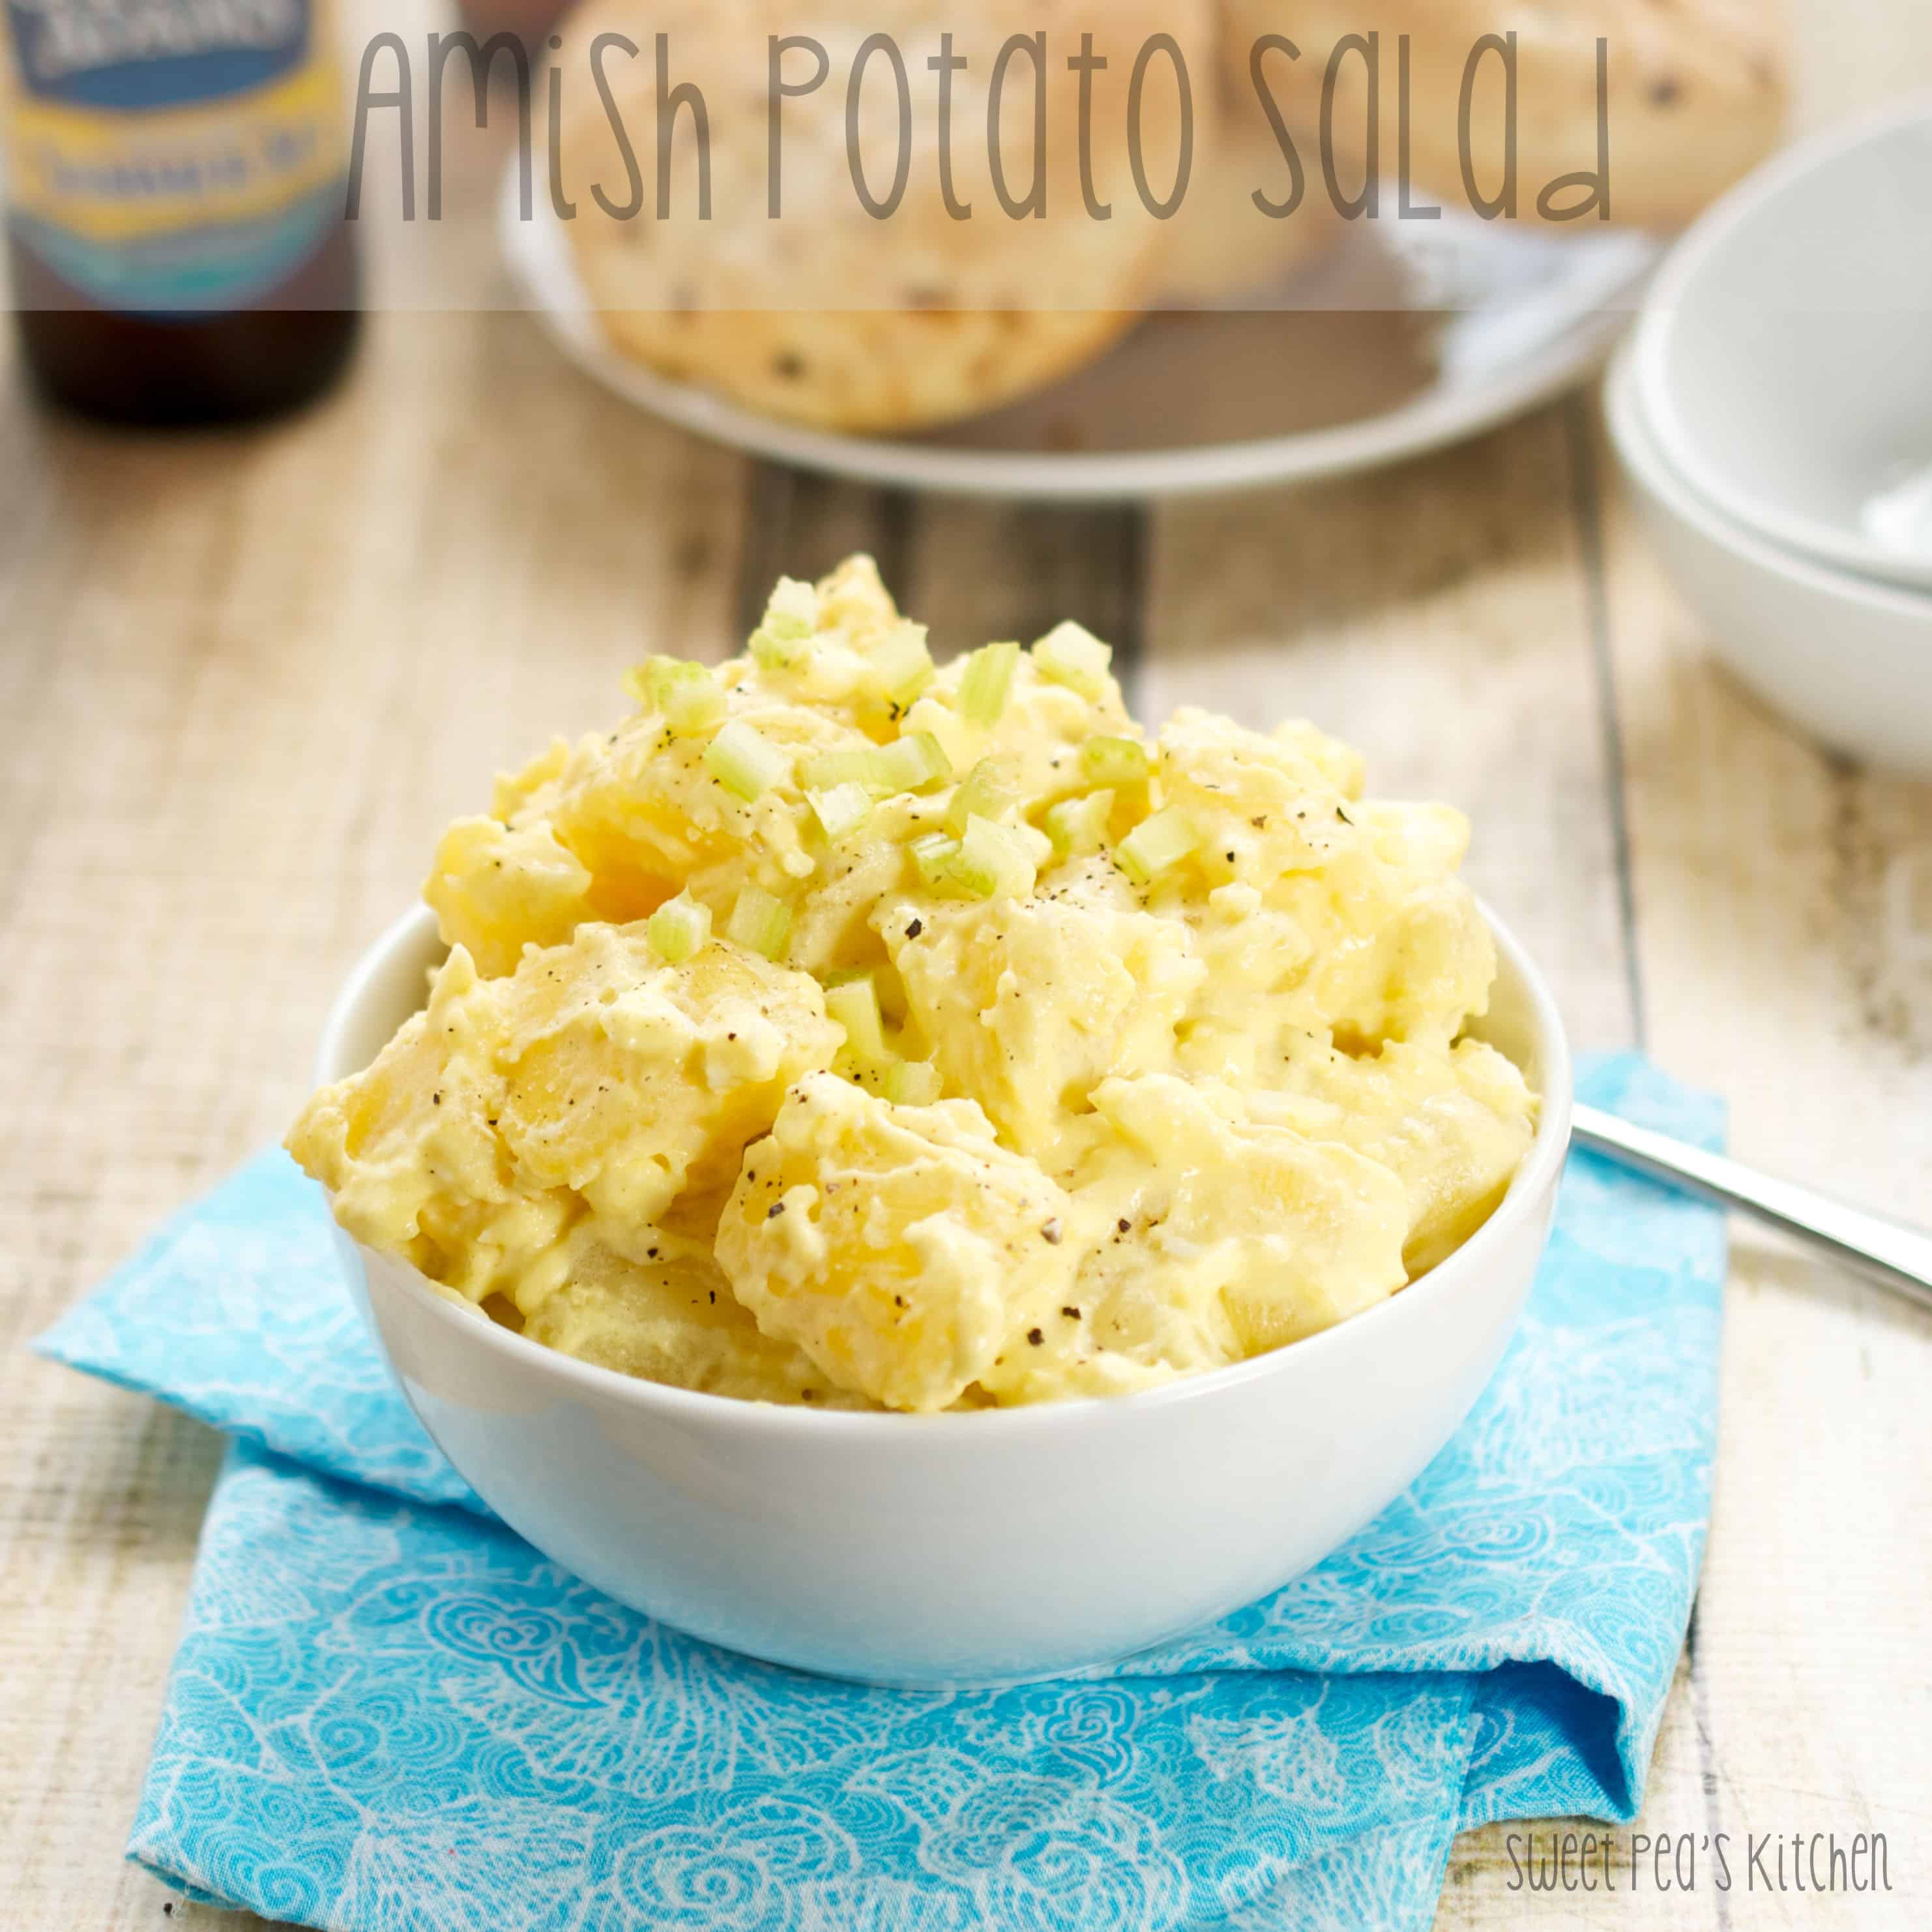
[39,1052,1725,1932]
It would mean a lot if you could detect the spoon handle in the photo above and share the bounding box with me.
[1570,1102,1932,1317]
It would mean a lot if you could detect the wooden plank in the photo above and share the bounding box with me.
[1527,24,1932,1931]
[1145,405,1728,1932]
[0,308,748,1932]
[1588,395,1932,1932]
[905,503,1147,686]
[8,0,1931,1922]
[734,470,916,641]
[735,476,1147,693]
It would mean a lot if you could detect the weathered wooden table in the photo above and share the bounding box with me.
[4,7,1929,1925]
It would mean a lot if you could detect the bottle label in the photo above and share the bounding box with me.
[3,0,344,311]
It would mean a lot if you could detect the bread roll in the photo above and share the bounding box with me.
[559,0,1214,429]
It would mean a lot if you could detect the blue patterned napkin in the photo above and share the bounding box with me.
[39,1053,1723,1932]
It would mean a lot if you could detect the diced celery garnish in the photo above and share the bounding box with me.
[763,576,818,639]
[883,1058,941,1105]
[1032,621,1112,699]
[800,732,951,799]
[799,747,884,793]
[958,639,1019,727]
[910,832,958,887]
[647,893,710,964]
[704,719,791,800]
[1081,735,1150,787]
[725,886,792,959]
[621,658,659,708]
[626,656,727,735]
[825,974,886,1062]
[944,757,1019,835]
[867,622,935,707]
[749,627,804,671]
[1042,797,1084,854]
[1115,806,1200,886]
[966,819,1043,900]
[748,578,818,667]
[1042,791,1111,856]
[874,731,953,793]
[948,813,1036,900]
[808,781,874,842]
[665,680,727,735]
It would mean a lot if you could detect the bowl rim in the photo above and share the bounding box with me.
[1632,92,1932,590]
[1607,338,1932,621]
[315,898,1573,1437]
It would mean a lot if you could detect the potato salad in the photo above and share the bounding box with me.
[289,557,1537,1412]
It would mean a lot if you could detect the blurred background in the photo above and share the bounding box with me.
[3,0,1929,1927]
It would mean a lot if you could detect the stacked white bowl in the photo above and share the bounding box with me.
[1609,97,1932,779]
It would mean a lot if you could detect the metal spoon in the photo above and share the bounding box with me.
[1572,1104,1932,1317]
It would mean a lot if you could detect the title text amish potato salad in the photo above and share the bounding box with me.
[289,559,1536,1412]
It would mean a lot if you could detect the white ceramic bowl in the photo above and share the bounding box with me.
[316,903,1572,1686]
[1634,97,1932,592]
[1607,342,1932,778]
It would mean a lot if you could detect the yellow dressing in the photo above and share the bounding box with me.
[289,555,1538,1411]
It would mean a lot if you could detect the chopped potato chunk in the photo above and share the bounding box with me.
[1248,1038,1537,1275]
[490,922,842,1229]
[288,923,841,1317]
[424,816,595,978]
[522,1229,871,1407]
[1055,1073,1411,1384]
[716,1074,1078,1412]
[295,555,1540,1411]
[881,862,1205,1162]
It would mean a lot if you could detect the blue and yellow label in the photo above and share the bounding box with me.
[3,0,345,310]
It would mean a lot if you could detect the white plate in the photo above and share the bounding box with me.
[501,168,1659,501]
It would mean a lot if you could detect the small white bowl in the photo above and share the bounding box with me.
[315,903,1572,1686]
[1607,342,1932,778]
[1634,96,1932,593]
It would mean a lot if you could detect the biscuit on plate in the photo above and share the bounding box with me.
[1156,88,1343,305]
[557,0,1214,432]
[1216,0,1786,229]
